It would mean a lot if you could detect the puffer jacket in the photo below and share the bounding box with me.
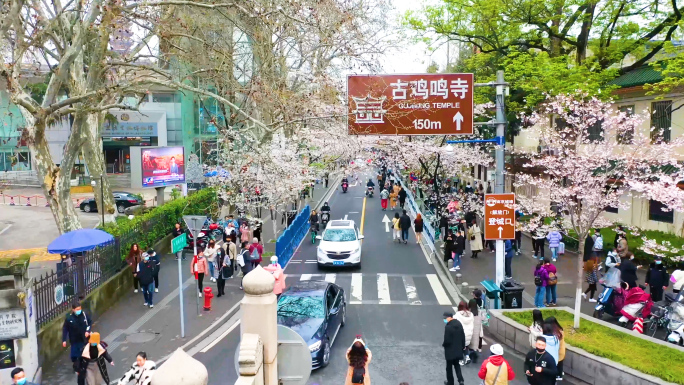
[547,231,563,248]
[478,355,516,385]
[118,360,156,385]
[455,310,475,343]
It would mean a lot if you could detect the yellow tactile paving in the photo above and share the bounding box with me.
[0,247,60,262]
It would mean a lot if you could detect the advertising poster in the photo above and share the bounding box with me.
[141,147,185,188]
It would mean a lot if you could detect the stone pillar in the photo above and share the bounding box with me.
[151,348,208,385]
[241,266,278,385]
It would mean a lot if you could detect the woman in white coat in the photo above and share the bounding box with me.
[454,301,474,365]
[467,299,483,364]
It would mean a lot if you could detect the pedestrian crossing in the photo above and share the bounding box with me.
[285,273,453,306]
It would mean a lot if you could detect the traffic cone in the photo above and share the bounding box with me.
[9,196,15,206]
[632,317,644,334]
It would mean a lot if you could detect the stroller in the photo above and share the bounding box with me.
[666,301,684,345]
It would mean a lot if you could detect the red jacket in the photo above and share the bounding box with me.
[248,243,264,263]
[478,355,515,384]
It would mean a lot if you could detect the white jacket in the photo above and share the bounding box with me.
[455,310,474,343]
[118,360,156,385]
[672,269,684,291]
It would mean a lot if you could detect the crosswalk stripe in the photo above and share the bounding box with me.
[324,274,336,283]
[377,273,391,304]
[427,274,452,305]
[301,274,312,281]
[350,273,363,304]
[402,276,421,305]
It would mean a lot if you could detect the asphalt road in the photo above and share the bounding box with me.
[193,175,528,385]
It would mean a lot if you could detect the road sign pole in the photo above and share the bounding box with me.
[193,230,200,316]
[495,70,506,286]
[178,254,185,337]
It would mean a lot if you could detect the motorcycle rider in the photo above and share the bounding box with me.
[321,202,331,213]
[320,202,331,226]
[309,210,320,232]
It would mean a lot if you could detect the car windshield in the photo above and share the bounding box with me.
[322,228,356,242]
[277,295,325,318]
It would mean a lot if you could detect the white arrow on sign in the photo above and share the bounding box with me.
[382,214,391,233]
[453,112,464,131]
[498,226,503,238]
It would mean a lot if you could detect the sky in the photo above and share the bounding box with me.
[379,0,451,74]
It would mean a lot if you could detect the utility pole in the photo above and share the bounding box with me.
[494,70,506,286]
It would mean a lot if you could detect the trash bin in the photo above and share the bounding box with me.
[500,279,525,309]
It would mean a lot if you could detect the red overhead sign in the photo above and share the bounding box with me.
[484,193,516,240]
[347,74,474,136]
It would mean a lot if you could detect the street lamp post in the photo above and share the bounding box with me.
[90,176,105,225]
[446,70,508,287]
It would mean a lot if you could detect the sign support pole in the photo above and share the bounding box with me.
[494,70,506,286]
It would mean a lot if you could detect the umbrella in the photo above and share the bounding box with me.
[48,229,115,255]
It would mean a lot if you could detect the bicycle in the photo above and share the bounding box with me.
[311,223,319,244]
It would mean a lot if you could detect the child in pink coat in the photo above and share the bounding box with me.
[263,256,286,296]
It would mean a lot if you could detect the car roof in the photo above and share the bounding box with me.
[327,220,354,228]
[281,280,331,296]
[113,191,133,195]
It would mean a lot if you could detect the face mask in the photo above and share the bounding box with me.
[443,319,448,324]
[17,378,27,385]
[536,349,545,354]
[91,343,97,346]
[75,310,82,316]
[656,260,662,265]
[144,257,149,261]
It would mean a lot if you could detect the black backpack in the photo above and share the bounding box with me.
[351,367,365,384]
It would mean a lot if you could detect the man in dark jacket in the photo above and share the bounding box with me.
[147,248,161,293]
[505,239,514,279]
[451,231,466,272]
[439,215,449,241]
[399,210,411,244]
[398,187,407,209]
[619,252,639,289]
[137,253,158,308]
[646,256,669,302]
[443,311,466,385]
[525,336,557,385]
[62,301,92,362]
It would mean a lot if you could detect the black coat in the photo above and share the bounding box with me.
[62,311,92,345]
[620,259,639,287]
[414,219,424,232]
[442,319,466,360]
[399,214,411,231]
[398,189,407,202]
[75,345,113,385]
[136,260,158,286]
[444,235,455,256]
[646,263,670,288]
[583,236,594,261]
[524,349,557,385]
[439,216,449,229]
[454,235,466,254]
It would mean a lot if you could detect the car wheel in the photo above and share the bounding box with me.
[117,205,125,213]
[320,340,331,368]
[83,204,92,213]
[341,304,346,327]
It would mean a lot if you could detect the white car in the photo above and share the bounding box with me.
[316,220,364,268]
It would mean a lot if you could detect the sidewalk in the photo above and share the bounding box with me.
[41,180,337,385]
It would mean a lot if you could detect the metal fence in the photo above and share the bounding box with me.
[276,205,311,267]
[33,240,126,329]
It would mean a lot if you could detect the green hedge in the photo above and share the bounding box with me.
[100,188,217,259]
[504,309,684,384]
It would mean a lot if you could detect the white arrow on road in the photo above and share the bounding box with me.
[382,214,391,232]
[453,111,464,131]
[498,226,503,238]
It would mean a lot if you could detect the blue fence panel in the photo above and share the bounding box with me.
[276,205,311,267]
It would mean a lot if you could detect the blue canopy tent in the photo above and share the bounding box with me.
[48,229,114,255]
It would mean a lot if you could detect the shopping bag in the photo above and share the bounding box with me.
[558,241,565,255]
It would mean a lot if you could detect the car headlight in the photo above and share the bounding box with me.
[351,248,360,254]
[309,340,321,352]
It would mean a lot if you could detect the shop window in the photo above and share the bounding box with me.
[649,200,674,223]
[617,105,635,144]
[587,119,604,142]
[152,93,177,103]
[604,206,618,214]
[651,101,672,143]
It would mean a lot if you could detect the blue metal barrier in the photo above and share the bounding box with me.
[276,205,311,267]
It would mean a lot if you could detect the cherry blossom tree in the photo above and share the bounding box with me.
[512,93,684,328]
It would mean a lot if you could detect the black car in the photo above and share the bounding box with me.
[277,280,346,369]
[79,191,142,214]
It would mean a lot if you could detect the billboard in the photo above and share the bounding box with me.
[347,73,474,136]
[141,146,185,188]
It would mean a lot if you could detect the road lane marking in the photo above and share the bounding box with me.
[304,261,317,264]
[427,274,452,305]
[324,274,336,283]
[417,236,433,265]
[301,274,313,280]
[403,276,422,305]
[360,197,367,237]
[349,211,360,214]
[377,273,391,304]
[351,273,363,304]
[199,320,241,353]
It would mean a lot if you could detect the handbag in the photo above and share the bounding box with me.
[481,362,503,385]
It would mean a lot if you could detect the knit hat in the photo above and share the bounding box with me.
[89,332,101,344]
[270,256,278,263]
[490,344,504,356]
